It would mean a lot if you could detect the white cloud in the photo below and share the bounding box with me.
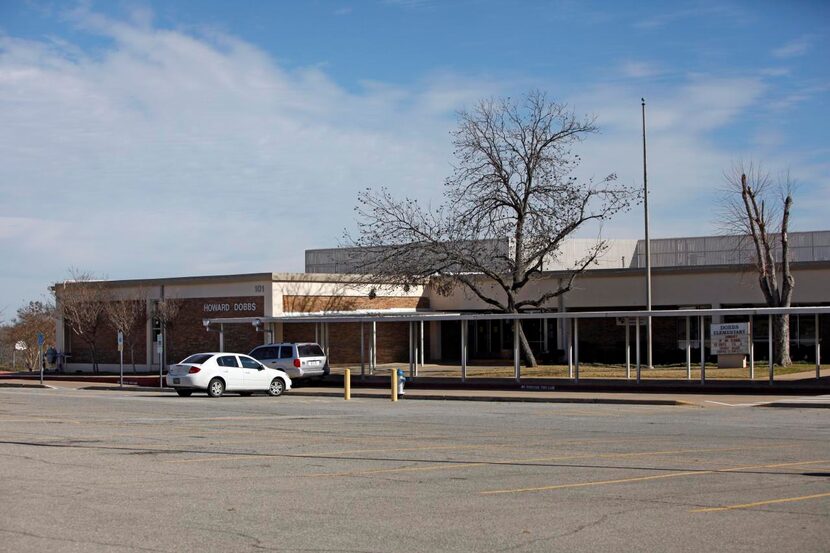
[772,36,812,59]
[0,11,481,308]
[1,9,825,310]
[619,61,661,79]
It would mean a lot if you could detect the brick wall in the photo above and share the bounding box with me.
[282,321,427,364]
[65,303,147,365]
[167,296,264,362]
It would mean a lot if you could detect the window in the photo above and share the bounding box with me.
[298,344,324,357]
[250,347,277,360]
[239,356,262,369]
[216,355,239,367]
[182,354,212,364]
[279,345,294,359]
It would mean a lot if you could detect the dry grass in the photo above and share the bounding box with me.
[332,362,825,380]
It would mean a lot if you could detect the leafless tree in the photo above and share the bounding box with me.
[720,163,795,366]
[4,301,56,371]
[346,91,638,366]
[154,296,182,368]
[106,288,149,372]
[53,270,109,373]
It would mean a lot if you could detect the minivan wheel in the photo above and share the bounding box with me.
[207,378,225,398]
[267,378,285,397]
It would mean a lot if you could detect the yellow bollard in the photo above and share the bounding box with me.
[344,368,351,401]
[391,369,398,402]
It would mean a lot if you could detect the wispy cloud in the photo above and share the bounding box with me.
[772,36,813,59]
[619,61,661,79]
[0,9,494,307]
[634,3,744,29]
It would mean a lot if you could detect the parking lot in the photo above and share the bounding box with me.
[0,387,828,552]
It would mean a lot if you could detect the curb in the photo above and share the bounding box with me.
[289,390,691,406]
[75,385,690,405]
[0,383,55,389]
[758,402,830,409]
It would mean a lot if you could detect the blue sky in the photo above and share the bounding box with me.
[0,0,828,313]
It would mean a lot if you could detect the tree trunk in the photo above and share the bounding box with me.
[517,321,538,368]
[774,314,792,366]
[88,342,98,374]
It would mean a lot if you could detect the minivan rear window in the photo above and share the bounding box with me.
[182,354,212,364]
[298,344,325,357]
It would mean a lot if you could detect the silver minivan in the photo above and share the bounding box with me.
[249,343,329,380]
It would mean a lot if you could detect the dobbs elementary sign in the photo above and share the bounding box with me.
[710,323,750,355]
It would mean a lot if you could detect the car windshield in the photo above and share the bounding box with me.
[182,354,212,364]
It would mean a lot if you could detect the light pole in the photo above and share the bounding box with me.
[642,98,653,369]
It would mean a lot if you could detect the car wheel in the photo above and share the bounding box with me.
[207,378,225,398]
[239,391,253,397]
[267,378,285,397]
[176,389,192,397]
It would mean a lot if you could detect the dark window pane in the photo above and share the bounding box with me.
[250,347,276,360]
[298,344,325,357]
[279,346,293,359]
[240,356,261,369]
[217,355,239,367]
[182,354,212,364]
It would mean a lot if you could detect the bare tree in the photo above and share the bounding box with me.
[105,288,148,373]
[4,301,56,371]
[154,296,182,369]
[54,270,109,373]
[720,163,795,366]
[347,91,637,366]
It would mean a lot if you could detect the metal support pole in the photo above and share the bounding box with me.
[642,99,653,371]
[567,319,573,379]
[461,320,467,382]
[816,313,821,380]
[420,320,425,368]
[391,370,398,402]
[371,321,377,375]
[768,314,774,384]
[685,317,691,380]
[625,319,631,380]
[360,323,365,379]
[635,317,641,384]
[749,320,755,380]
[39,345,44,386]
[700,316,705,385]
[574,318,580,382]
[119,344,124,388]
[408,322,414,377]
[513,319,520,382]
[219,324,224,353]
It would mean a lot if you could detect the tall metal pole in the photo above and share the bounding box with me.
[360,322,365,379]
[642,98,653,370]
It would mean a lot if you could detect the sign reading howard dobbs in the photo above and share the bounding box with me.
[710,323,750,355]
[203,301,259,314]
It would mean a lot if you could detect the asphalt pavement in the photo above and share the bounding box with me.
[0,385,828,552]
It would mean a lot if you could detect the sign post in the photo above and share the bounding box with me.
[37,332,45,385]
[710,323,751,369]
[117,331,124,388]
[156,333,164,389]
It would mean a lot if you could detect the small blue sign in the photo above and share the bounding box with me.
[37,332,45,347]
